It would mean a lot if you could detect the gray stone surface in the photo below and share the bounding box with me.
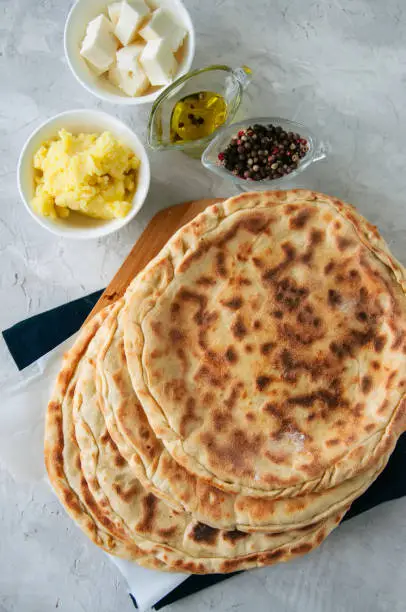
[0,0,405,610]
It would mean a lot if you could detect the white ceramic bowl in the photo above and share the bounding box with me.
[17,109,151,239]
[64,0,196,105]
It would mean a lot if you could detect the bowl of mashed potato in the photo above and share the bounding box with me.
[17,109,150,239]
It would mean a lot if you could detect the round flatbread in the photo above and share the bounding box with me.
[97,299,389,532]
[123,190,406,497]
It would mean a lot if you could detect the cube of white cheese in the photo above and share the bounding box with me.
[80,14,118,74]
[108,62,149,96]
[116,44,144,71]
[140,8,187,52]
[114,0,150,46]
[140,38,177,86]
[107,2,122,26]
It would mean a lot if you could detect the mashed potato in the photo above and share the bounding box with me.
[32,129,139,220]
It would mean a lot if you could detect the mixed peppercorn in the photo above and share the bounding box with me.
[218,123,309,181]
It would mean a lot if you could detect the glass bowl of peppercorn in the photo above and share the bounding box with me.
[201,117,327,190]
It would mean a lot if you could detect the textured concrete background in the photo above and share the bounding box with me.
[1,0,405,610]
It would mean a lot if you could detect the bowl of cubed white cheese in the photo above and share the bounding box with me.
[64,0,195,105]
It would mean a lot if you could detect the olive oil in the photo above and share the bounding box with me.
[170,91,227,144]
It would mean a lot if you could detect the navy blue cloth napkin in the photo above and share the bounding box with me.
[3,293,405,610]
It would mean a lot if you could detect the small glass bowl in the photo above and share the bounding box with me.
[201,116,327,191]
[147,64,251,157]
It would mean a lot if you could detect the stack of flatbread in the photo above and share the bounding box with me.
[45,190,406,573]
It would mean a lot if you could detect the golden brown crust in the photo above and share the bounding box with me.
[123,190,406,497]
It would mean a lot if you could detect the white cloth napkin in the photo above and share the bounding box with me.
[0,335,188,611]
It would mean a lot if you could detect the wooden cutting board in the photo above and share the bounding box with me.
[86,198,222,323]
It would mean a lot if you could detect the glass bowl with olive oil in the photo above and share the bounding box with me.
[147,64,251,157]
